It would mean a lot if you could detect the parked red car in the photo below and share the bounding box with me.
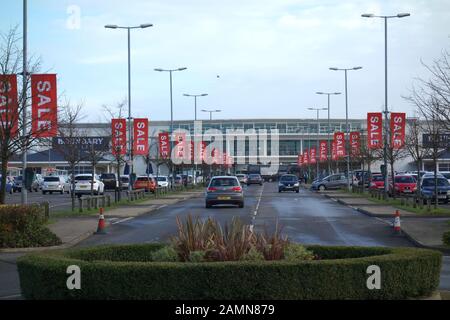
[369,174,385,190]
[389,175,417,196]
[133,176,156,193]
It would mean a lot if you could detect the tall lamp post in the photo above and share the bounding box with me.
[362,12,410,198]
[308,107,328,180]
[154,67,187,185]
[183,93,208,184]
[105,23,153,187]
[201,109,221,120]
[20,0,28,204]
[184,93,208,121]
[329,66,362,191]
[316,92,341,175]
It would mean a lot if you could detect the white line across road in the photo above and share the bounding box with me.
[111,217,134,225]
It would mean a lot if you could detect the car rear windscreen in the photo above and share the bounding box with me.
[136,177,153,181]
[75,176,93,181]
[210,178,239,187]
[101,174,116,179]
[422,178,449,187]
[395,176,415,183]
[156,177,167,181]
[44,177,60,182]
[372,176,384,181]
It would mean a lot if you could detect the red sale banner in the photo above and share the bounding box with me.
[133,118,149,155]
[211,148,222,164]
[310,147,317,164]
[334,132,345,158]
[0,74,19,137]
[31,74,57,137]
[367,112,383,149]
[391,112,406,150]
[174,132,187,160]
[191,141,207,163]
[111,118,127,156]
[332,141,337,161]
[319,141,328,162]
[350,132,361,156]
[158,132,170,159]
[303,150,309,165]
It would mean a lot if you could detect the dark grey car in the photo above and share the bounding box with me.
[247,173,263,185]
[205,176,244,208]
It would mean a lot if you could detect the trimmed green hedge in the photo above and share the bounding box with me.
[0,204,61,248]
[443,231,450,246]
[17,244,442,300]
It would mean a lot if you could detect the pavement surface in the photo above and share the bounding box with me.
[1,182,449,299]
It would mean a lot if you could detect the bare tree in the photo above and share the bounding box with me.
[405,51,450,208]
[102,100,129,200]
[0,26,43,204]
[404,117,429,201]
[54,100,86,209]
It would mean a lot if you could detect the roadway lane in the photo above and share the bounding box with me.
[78,184,260,246]
[254,183,413,247]
[79,182,411,248]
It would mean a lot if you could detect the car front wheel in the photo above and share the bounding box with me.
[205,202,212,208]
[319,185,326,191]
[238,202,244,208]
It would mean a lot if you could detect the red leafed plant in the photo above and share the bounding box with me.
[171,214,291,262]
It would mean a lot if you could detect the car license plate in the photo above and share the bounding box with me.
[438,195,447,199]
[403,190,412,193]
[218,196,231,200]
[80,185,87,189]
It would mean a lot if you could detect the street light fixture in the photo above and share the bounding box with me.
[329,66,363,191]
[201,109,221,120]
[183,93,208,121]
[362,12,410,198]
[316,91,342,175]
[154,67,188,185]
[105,22,153,188]
[184,93,208,184]
[308,107,328,180]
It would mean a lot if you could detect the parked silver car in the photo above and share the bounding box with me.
[312,173,350,191]
[205,176,244,208]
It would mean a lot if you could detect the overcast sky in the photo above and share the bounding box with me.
[1,0,449,122]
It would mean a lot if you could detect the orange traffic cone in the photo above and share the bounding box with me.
[95,207,107,234]
[393,209,401,235]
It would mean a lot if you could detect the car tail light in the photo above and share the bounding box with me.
[232,186,242,192]
[207,187,217,192]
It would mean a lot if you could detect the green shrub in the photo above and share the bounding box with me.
[188,250,206,262]
[443,231,450,246]
[0,204,61,248]
[150,246,179,262]
[17,244,442,300]
[240,247,264,261]
[284,244,315,261]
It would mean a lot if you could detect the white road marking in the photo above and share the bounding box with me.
[249,184,265,231]
[111,217,134,225]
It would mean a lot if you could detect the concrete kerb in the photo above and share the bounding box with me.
[0,190,203,254]
[0,231,93,254]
